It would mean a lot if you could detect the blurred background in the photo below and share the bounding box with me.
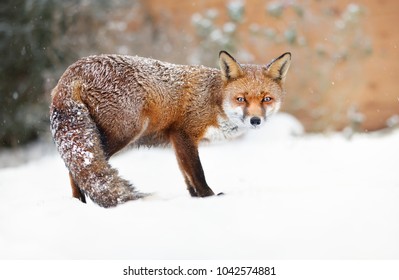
[1,0,398,149]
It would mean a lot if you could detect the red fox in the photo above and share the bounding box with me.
[50,51,291,207]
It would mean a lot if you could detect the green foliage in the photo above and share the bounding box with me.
[0,0,56,147]
[0,0,111,148]
[191,0,246,66]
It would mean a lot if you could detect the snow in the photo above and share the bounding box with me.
[0,113,398,259]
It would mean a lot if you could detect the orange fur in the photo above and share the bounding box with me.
[50,51,291,207]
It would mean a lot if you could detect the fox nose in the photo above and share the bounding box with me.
[250,117,261,126]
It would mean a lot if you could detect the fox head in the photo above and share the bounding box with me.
[219,51,291,129]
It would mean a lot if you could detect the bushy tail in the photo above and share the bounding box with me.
[50,81,144,207]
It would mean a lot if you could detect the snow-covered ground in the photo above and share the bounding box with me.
[0,113,398,259]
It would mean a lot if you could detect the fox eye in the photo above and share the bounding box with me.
[236,97,245,103]
[262,96,272,103]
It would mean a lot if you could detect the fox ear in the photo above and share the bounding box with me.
[219,51,243,82]
[265,52,291,81]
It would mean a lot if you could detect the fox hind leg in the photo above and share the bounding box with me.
[50,84,146,207]
[69,172,86,203]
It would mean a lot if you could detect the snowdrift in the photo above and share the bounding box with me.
[0,113,398,259]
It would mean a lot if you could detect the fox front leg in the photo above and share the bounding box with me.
[170,131,215,197]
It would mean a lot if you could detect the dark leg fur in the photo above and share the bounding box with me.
[69,172,86,203]
[170,131,215,197]
[184,177,199,197]
[187,186,199,197]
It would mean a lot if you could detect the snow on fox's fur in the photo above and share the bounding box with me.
[50,51,291,207]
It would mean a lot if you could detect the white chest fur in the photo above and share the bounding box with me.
[203,116,247,142]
